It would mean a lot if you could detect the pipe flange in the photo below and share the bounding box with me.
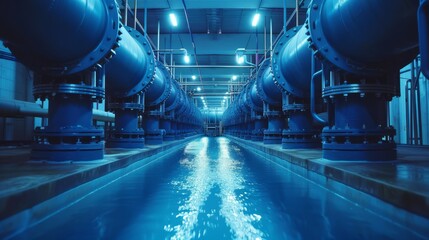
[165,80,181,112]
[238,91,251,114]
[271,27,301,95]
[245,79,263,113]
[118,26,156,97]
[322,84,397,98]
[33,83,104,99]
[147,61,172,107]
[256,59,280,106]
[307,0,384,76]
[41,0,121,76]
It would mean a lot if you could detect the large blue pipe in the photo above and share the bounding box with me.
[271,26,321,149]
[106,27,155,98]
[272,26,312,98]
[256,59,282,107]
[162,80,181,141]
[306,0,419,160]
[0,0,202,160]
[308,0,419,75]
[0,0,120,161]
[141,61,172,145]
[244,79,266,141]
[0,0,120,75]
[256,59,284,144]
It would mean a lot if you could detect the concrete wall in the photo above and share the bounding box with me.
[390,61,429,145]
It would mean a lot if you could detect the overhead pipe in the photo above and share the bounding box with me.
[305,0,419,160]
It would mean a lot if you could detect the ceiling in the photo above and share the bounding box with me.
[120,0,309,111]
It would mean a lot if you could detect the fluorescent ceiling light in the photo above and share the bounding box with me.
[252,13,260,27]
[232,75,237,80]
[197,87,201,91]
[236,56,245,64]
[184,54,190,63]
[192,75,196,80]
[169,13,178,27]
[200,96,204,99]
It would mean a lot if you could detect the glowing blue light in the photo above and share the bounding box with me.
[184,54,190,63]
[252,13,260,27]
[169,13,178,27]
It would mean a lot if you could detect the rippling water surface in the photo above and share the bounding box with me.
[12,137,425,239]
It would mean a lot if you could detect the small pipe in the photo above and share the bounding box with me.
[124,0,128,26]
[144,7,147,35]
[133,0,137,29]
[416,61,423,144]
[411,60,417,144]
[264,17,267,59]
[0,99,115,122]
[295,0,299,26]
[157,20,160,60]
[283,0,287,32]
[310,54,327,125]
[270,18,273,57]
[405,79,411,144]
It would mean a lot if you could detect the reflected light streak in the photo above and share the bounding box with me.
[169,137,213,239]
[216,138,264,239]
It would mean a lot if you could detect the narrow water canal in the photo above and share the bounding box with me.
[11,137,425,239]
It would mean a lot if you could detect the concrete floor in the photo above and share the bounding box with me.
[0,136,428,224]
[230,137,429,220]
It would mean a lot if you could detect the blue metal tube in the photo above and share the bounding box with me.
[308,0,419,75]
[249,80,263,112]
[306,0,419,161]
[165,80,180,112]
[106,27,155,98]
[145,61,172,108]
[272,26,312,98]
[256,59,282,107]
[0,0,120,75]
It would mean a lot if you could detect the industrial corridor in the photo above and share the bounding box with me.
[0,0,429,239]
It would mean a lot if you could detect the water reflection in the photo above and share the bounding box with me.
[216,137,263,239]
[167,138,213,239]
[166,137,263,239]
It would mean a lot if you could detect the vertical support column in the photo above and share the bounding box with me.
[32,72,105,161]
[107,94,145,148]
[321,72,397,160]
